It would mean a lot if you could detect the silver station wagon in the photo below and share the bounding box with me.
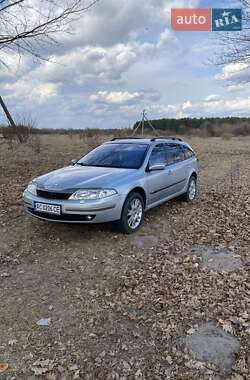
[23,137,198,234]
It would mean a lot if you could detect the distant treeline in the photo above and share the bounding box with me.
[1,117,250,137]
[133,117,250,137]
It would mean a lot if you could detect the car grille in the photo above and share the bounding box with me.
[37,190,72,200]
[27,208,96,221]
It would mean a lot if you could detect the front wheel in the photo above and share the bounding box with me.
[182,176,197,202]
[118,192,144,234]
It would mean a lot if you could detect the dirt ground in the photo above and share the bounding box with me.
[0,135,249,380]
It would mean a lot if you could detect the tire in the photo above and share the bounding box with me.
[182,175,197,202]
[118,192,145,234]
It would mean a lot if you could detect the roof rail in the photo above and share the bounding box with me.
[111,137,146,141]
[110,136,183,142]
[151,137,183,142]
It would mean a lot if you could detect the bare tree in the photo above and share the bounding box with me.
[0,0,99,65]
[215,1,250,68]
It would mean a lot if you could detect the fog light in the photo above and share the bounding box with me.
[86,215,94,221]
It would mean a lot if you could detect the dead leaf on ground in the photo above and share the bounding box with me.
[0,363,8,373]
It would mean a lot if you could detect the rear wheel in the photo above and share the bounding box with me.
[182,175,197,202]
[118,192,144,234]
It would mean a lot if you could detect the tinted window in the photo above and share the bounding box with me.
[78,143,148,169]
[175,145,185,162]
[165,144,184,165]
[165,146,177,165]
[149,144,166,166]
[150,144,186,167]
[183,146,194,159]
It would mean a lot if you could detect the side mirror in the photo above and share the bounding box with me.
[148,163,165,171]
[70,159,77,166]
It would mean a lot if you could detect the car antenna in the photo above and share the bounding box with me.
[132,109,158,137]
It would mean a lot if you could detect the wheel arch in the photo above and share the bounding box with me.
[190,171,197,180]
[126,187,147,207]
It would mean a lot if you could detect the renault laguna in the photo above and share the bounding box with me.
[23,137,198,234]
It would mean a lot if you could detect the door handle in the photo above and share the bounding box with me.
[167,169,173,175]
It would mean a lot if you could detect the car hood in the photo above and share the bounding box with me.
[36,165,136,192]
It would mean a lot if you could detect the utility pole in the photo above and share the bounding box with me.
[132,109,158,136]
[0,96,16,128]
[0,95,23,143]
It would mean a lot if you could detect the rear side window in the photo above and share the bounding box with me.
[149,143,192,167]
[174,145,185,163]
[165,146,177,165]
[182,146,195,160]
[165,144,184,165]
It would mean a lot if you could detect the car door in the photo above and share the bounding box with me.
[145,144,176,205]
[164,144,188,196]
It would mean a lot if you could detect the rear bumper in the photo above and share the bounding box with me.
[23,190,125,223]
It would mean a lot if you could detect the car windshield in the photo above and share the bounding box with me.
[77,143,148,169]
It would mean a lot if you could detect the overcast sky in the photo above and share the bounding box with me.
[0,0,249,129]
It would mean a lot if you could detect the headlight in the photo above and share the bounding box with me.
[69,189,117,200]
[27,181,37,195]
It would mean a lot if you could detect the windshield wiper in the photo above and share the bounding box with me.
[76,163,105,167]
[76,162,88,166]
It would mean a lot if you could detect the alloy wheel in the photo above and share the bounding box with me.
[127,198,143,230]
[188,179,196,200]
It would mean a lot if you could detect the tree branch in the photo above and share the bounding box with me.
[0,0,99,64]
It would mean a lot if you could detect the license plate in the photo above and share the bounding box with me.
[34,202,61,215]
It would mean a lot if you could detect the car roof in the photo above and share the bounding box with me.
[106,137,186,145]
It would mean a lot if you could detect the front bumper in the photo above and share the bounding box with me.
[23,190,125,223]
